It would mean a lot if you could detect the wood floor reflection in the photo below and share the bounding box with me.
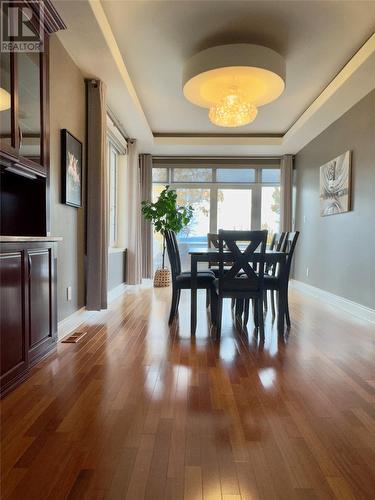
[1,284,375,499]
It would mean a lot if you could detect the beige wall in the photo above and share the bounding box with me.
[49,35,86,321]
[294,89,375,309]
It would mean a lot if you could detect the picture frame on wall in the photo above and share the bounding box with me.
[61,129,83,208]
[319,150,352,217]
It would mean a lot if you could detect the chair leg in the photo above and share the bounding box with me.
[243,299,250,326]
[176,289,181,316]
[285,285,291,327]
[210,289,218,325]
[253,299,259,328]
[258,295,264,333]
[263,290,268,310]
[277,290,285,335]
[216,297,223,337]
[235,299,244,319]
[270,290,276,317]
[169,288,179,325]
[231,298,236,309]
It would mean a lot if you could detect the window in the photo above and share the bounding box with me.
[172,167,212,183]
[152,167,168,183]
[108,140,119,247]
[216,168,255,183]
[217,189,252,230]
[261,168,280,183]
[261,186,280,244]
[152,163,281,270]
[107,114,127,250]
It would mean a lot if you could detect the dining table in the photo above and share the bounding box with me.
[189,247,288,335]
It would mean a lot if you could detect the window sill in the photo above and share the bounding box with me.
[108,247,126,254]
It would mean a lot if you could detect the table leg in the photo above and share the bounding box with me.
[191,255,197,335]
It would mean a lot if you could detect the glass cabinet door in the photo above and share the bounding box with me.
[17,50,42,163]
[0,6,13,152]
[0,7,44,168]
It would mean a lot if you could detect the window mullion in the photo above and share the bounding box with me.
[251,185,261,230]
[210,187,218,233]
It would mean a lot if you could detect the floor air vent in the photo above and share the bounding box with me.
[62,331,87,343]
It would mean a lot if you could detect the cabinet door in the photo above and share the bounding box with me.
[0,20,17,157]
[0,251,29,392]
[27,246,56,363]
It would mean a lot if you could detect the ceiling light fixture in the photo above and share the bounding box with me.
[183,44,285,128]
[0,87,11,111]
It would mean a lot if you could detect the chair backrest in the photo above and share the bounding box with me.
[269,232,277,250]
[165,230,181,280]
[218,230,267,292]
[274,232,287,251]
[282,231,300,275]
[207,233,219,249]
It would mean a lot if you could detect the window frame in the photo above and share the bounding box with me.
[152,165,280,236]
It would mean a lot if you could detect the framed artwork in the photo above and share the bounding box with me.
[319,151,351,217]
[61,129,83,208]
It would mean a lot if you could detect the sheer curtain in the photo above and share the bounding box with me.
[124,140,142,284]
[139,154,153,279]
[280,154,293,232]
[86,80,108,310]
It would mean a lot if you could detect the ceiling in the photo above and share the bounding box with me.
[101,0,375,135]
[54,0,375,154]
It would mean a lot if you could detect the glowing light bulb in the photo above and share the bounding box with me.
[209,93,257,128]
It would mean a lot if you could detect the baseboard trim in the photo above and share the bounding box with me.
[58,307,97,341]
[291,280,375,325]
[57,282,128,341]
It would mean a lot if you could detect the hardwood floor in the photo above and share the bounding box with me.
[1,284,375,499]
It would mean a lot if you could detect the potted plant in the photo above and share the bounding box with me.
[141,186,194,287]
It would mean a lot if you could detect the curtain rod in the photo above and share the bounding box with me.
[106,107,131,143]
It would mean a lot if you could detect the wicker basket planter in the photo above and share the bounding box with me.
[153,268,171,288]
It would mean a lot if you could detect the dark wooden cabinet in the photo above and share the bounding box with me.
[27,245,57,363]
[0,0,66,236]
[0,241,58,397]
[0,1,65,175]
[0,2,65,397]
[0,249,28,391]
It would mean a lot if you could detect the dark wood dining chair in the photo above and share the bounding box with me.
[266,231,287,314]
[267,232,277,251]
[207,232,233,278]
[165,230,216,325]
[212,230,268,336]
[264,231,300,327]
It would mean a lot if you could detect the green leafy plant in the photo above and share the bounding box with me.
[141,186,194,269]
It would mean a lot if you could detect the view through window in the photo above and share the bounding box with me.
[108,140,119,247]
[152,165,280,271]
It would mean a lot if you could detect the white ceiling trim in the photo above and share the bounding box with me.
[154,135,283,146]
[87,0,153,141]
[284,32,375,143]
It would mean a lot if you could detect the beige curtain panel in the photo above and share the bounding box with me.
[124,140,142,285]
[280,154,293,232]
[140,154,153,279]
[86,80,108,310]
